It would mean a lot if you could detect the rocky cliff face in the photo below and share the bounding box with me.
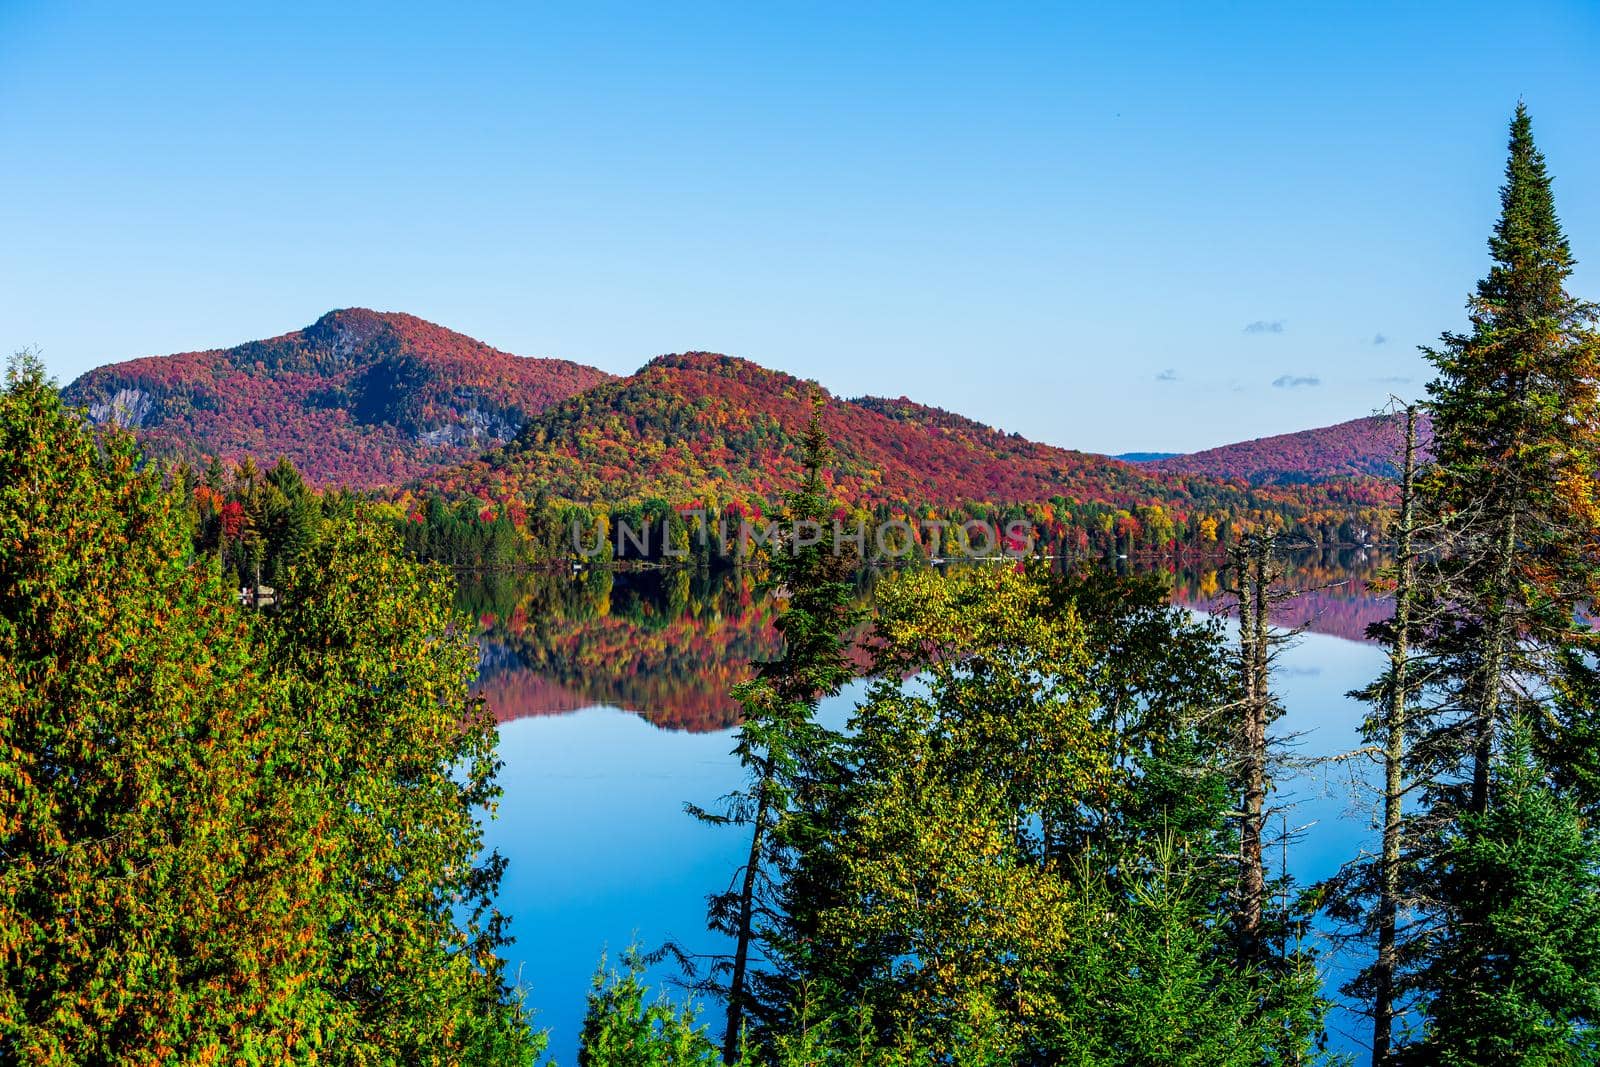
[85,387,155,428]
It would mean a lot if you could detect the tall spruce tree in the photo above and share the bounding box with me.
[1417,103,1600,816]
[1396,103,1600,1066]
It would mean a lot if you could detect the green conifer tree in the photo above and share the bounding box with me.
[1408,727,1600,1066]
[0,357,540,1063]
[0,355,312,1061]
[1418,103,1600,815]
[686,402,863,1062]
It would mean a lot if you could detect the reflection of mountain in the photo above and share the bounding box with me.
[470,570,788,732]
[1166,548,1393,644]
[473,553,1391,734]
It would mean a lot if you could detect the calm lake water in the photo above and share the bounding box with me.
[468,552,1390,1064]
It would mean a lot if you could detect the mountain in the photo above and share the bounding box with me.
[437,351,1291,514]
[1113,452,1181,463]
[61,309,612,487]
[61,312,1404,523]
[1149,413,1431,486]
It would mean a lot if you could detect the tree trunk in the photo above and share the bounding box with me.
[1372,407,1417,1067]
[724,769,772,1062]
[1237,535,1272,964]
[1470,510,1517,815]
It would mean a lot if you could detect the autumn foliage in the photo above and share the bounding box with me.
[428,351,1396,554]
[61,308,610,488]
[0,356,540,1065]
[58,314,1411,550]
[1150,412,1435,486]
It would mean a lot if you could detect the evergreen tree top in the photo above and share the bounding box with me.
[1482,103,1572,299]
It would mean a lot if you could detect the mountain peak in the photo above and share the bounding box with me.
[301,307,396,359]
[62,311,611,487]
[644,351,825,394]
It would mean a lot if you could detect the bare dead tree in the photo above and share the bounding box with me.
[1369,404,1419,1067]
[1225,528,1309,966]
[1313,403,1481,1064]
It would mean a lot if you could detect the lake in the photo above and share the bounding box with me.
[468,552,1391,1063]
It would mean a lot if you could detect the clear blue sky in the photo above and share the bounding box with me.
[3,2,1597,453]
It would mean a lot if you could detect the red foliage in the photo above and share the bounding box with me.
[64,310,1405,531]
[431,352,1394,522]
[219,500,244,539]
[436,353,1177,508]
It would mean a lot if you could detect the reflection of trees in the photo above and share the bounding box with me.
[469,570,791,732]
[1165,547,1391,643]
[470,555,1386,734]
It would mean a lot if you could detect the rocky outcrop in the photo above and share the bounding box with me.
[85,387,155,428]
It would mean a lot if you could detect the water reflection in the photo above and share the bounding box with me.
[467,549,1391,731]
[467,568,783,731]
[1164,546,1390,643]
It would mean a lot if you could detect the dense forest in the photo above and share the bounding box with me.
[427,350,1394,557]
[4,107,1600,1067]
[166,442,1386,576]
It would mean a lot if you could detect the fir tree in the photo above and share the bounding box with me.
[686,401,862,1062]
[1418,103,1600,815]
[1408,727,1600,1066]
[579,948,727,1066]
[1394,103,1600,1064]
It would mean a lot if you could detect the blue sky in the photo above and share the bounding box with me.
[3,2,1598,453]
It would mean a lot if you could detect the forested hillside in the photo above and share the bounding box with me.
[442,352,1155,506]
[61,308,611,487]
[433,351,1392,534]
[1150,412,1434,486]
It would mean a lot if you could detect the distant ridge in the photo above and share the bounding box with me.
[61,309,611,487]
[1150,413,1432,486]
[1113,452,1181,463]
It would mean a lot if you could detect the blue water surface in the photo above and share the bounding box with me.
[478,574,1386,1064]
